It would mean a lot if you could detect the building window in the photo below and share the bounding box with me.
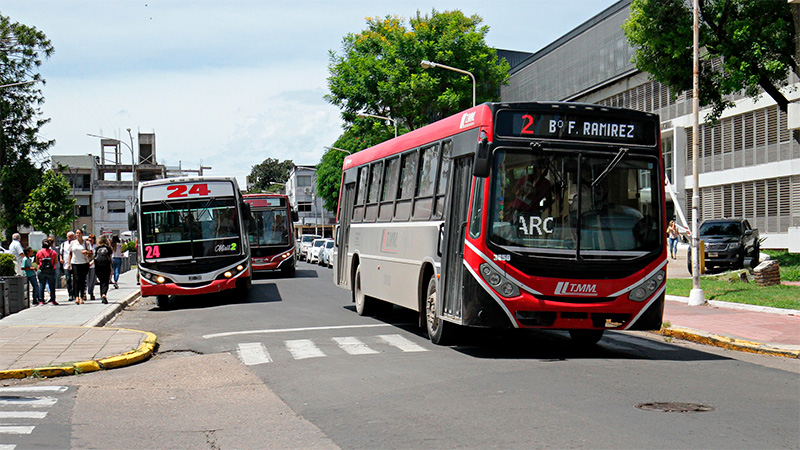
[108,200,126,214]
[662,136,674,183]
[298,202,312,212]
[297,175,313,187]
[76,205,92,217]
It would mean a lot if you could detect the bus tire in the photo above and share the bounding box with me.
[425,276,454,345]
[353,264,377,316]
[282,263,296,277]
[156,295,172,310]
[568,329,604,345]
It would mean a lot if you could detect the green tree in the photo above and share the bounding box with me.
[247,158,294,193]
[316,120,396,212]
[0,14,54,239]
[23,169,76,237]
[326,10,509,131]
[623,0,797,121]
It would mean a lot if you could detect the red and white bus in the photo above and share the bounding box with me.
[133,177,252,309]
[333,102,665,344]
[243,193,297,275]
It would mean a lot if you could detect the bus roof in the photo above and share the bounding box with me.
[140,176,240,189]
[342,103,493,170]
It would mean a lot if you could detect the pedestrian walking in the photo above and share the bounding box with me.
[67,229,92,304]
[9,233,24,276]
[111,235,123,289]
[94,235,113,304]
[60,231,76,300]
[21,247,42,306]
[86,234,97,300]
[36,239,59,305]
[667,220,679,260]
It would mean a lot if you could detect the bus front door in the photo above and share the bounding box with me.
[439,156,473,321]
[334,182,356,288]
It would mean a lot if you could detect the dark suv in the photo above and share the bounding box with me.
[688,218,760,271]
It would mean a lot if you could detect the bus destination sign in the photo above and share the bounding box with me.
[496,110,657,146]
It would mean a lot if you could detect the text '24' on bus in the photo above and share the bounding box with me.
[332,102,665,345]
[244,193,298,276]
[130,177,253,309]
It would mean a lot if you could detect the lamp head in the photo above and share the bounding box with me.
[420,60,436,69]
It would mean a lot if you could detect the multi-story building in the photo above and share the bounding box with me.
[501,0,800,251]
[285,165,334,237]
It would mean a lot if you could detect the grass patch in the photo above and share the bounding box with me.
[763,250,800,282]
[666,278,800,310]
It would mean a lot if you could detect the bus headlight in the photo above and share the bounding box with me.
[628,270,666,302]
[224,271,233,278]
[156,276,166,284]
[236,265,244,271]
[479,263,521,298]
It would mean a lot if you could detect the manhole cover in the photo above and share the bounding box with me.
[635,402,715,413]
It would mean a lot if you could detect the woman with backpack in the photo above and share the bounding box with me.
[36,239,59,305]
[94,235,114,304]
[67,229,92,304]
[21,247,43,306]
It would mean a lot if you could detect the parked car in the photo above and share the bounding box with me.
[319,239,335,267]
[297,234,321,261]
[307,238,327,264]
[687,218,759,272]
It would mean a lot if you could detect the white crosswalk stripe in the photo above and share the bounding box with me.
[285,339,326,359]
[237,342,273,365]
[0,426,34,435]
[0,396,57,408]
[377,334,428,352]
[333,336,379,355]
[0,385,68,445]
[0,412,48,419]
[0,444,17,450]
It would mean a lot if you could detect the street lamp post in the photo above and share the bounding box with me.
[357,113,397,138]
[87,132,136,208]
[420,60,476,107]
[324,146,352,155]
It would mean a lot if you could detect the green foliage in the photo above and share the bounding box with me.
[326,10,509,131]
[23,170,76,236]
[763,250,800,282]
[623,0,797,121]
[0,14,54,239]
[247,158,294,193]
[0,253,15,276]
[666,277,800,310]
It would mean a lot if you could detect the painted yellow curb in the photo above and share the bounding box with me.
[659,327,800,359]
[0,329,158,380]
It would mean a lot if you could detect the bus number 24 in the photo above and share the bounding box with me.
[145,245,161,259]
[167,183,211,198]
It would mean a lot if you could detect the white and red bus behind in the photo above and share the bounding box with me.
[333,102,666,344]
[132,177,252,309]
[243,193,297,275]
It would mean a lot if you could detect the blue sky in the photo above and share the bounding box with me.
[2,1,616,186]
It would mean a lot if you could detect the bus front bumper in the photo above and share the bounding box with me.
[140,268,250,297]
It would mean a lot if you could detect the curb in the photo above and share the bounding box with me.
[0,329,158,380]
[659,326,800,359]
[84,291,142,327]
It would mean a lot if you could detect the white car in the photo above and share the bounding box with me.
[298,234,321,261]
[307,238,327,264]
[319,239,335,267]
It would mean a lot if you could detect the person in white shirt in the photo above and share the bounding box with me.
[9,233,25,276]
[66,229,92,304]
[60,232,76,299]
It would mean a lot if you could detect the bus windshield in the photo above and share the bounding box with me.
[488,148,660,258]
[141,198,241,259]
[250,209,290,246]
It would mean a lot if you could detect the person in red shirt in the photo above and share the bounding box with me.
[36,239,59,305]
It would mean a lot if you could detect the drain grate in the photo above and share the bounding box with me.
[635,402,715,413]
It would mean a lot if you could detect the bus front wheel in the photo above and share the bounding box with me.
[156,295,172,310]
[425,277,454,345]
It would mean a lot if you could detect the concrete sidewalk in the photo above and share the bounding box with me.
[0,269,155,379]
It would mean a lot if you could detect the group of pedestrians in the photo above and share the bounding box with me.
[10,231,125,307]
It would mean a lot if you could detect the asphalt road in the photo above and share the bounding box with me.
[19,261,800,449]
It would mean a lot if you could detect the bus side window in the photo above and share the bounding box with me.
[433,140,452,219]
[353,166,368,223]
[413,143,439,220]
[365,161,382,222]
[395,150,418,221]
[379,157,400,221]
[469,178,484,238]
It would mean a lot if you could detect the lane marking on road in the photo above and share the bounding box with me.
[285,339,326,359]
[0,426,35,435]
[0,444,16,450]
[0,412,48,419]
[377,334,428,353]
[333,337,379,355]
[203,323,393,339]
[0,386,68,393]
[0,397,57,408]
[237,342,273,365]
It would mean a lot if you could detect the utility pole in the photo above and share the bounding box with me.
[689,0,705,306]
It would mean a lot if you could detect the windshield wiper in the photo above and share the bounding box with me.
[530,142,565,189]
[591,147,628,188]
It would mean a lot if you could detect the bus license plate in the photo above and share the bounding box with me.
[189,275,202,281]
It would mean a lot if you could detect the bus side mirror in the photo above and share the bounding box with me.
[291,209,299,223]
[128,210,137,231]
[473,137,491,178]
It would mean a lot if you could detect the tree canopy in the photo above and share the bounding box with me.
[320,9,509,208]
[23,169,76,237]
[247,158,295,193]
[623,0,797,121]
[0,13,53,238]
